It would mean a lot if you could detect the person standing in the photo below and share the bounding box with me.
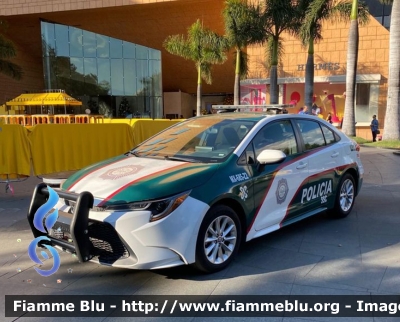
[326,112,333,124]
[299,105,308,115]
[370,115,379,142]
[311,103,320,116]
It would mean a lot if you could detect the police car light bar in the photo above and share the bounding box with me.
[212,104,294,114]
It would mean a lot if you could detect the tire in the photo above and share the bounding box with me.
[329,173,356,218]
[194,205,242,273]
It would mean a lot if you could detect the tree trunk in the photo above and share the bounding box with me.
[383,0,400,140]
[269,65,279,104]
[197,64,202,116]
[234,49,240,105]
[304,39,314,111]
[269,38,279,104]
[343,19,359,137]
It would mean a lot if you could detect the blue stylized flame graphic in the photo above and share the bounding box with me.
[33,186,59,233]
[28,236,61,276]
[28,186,61,276]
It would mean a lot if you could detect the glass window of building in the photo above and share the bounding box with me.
[96,34,110,58]
[41,20,162,118]
[54,24,69,57]
[110,38,123,58]
[123,41,136,59]
[136,44,149,60]
[83,30,96,58]
[355,83,378,123]
[70,27,83,57]
[364,0,392,29]
[42,22,55,57]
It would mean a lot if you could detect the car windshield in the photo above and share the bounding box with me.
[129,115,257,163]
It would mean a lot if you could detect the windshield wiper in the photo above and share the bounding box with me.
[164,155,201,163]
[126,150,140,157]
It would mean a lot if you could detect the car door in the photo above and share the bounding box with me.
[292,119,339,213]
[246,120,310,237]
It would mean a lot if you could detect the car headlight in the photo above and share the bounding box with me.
[101,191,191,222]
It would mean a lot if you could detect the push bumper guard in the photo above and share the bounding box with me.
[27,183,94,263]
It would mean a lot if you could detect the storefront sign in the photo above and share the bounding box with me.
[297,63,340,71]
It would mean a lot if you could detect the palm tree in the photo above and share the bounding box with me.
[300,0,369,110]
[163,20,227,116]
[380,0,400,140]
[342,0,361,137]
[223,0,265,105]
[0,20,23,80]
[260,0,303,104]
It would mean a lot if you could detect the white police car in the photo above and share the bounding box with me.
[28,107,363,273]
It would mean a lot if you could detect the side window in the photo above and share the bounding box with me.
[238,144,256,165]
[321,124,336,145]
[295,120,325,150]
[252,120,298,157]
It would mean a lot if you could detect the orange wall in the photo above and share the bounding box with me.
[0,0,178,15]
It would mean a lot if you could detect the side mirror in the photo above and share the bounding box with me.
[257,149,287,165]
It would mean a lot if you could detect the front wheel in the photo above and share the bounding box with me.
[194,205,242,273]
[329,173,356,218]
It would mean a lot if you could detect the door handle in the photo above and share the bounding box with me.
[331,152,339,158]
[296,162,307,169]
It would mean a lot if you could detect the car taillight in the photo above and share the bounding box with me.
[356,144,360,152]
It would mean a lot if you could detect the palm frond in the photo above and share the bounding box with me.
[200,63,212,84]
[0,35,17,59]
[261,0,303,37]
[331,1,370,25]
[163,18,226,88]
[0,60,23,80]
[163,35,192,59]
[223,0,265,49]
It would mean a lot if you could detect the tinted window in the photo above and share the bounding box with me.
[253,120,298,157]
[321,124,336,145]
[295,120,325,150]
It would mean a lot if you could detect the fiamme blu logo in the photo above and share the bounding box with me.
[28,186,61,276]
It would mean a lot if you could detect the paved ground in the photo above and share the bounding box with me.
[0,147,399,322]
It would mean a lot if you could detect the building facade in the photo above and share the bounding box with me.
[243,15,390,138]
[0,0,393,137]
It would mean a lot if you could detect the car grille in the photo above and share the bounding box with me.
[88,221,129,264]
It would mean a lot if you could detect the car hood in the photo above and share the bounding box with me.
[62,155,220,206]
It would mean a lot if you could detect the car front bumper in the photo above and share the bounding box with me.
[28,183,209,270]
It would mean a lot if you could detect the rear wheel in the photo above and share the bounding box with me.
[329,173,355,218]
[194,205,241,273]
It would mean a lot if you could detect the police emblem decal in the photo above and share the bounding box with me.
[100,165,144,180]
[276,178,289,204]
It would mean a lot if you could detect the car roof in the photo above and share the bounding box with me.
[200,112,335,124]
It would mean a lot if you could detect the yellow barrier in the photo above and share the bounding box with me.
[0,125,31,180]
[90,118,184,145]
[1,119,185,179]
[29,124,134,176]
[130,119,184,146]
